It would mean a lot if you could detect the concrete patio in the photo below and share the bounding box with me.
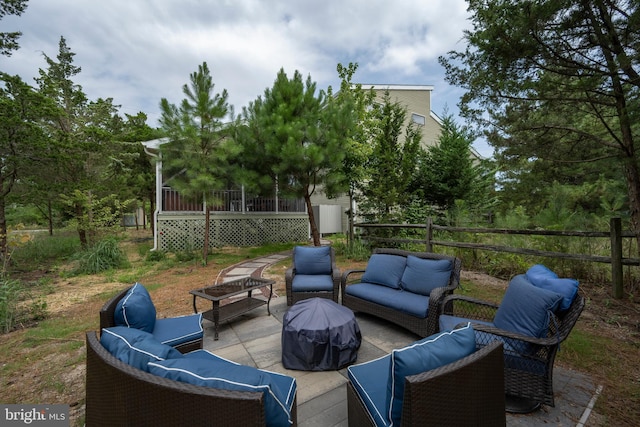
[202,292,601,427]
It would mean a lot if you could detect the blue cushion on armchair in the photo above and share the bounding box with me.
[152,313,203,347]
[361,254,407,289]
[400,256,452,296]
[291,274,334,292]
[494,275,563,338]
[387,324,476,426]
[294,246,332,275]
[114,283,156,333]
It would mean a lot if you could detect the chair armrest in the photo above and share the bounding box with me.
[471,323,564,347]
[285,267,295,284]
[340,269,365,291]
[440,294,500,323]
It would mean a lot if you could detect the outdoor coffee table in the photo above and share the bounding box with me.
[190,276,274,340]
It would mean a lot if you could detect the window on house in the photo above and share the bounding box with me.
[411,113,426,126]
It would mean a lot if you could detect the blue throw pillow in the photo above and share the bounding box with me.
[294,246,332,275]
[494,275,563,338]
[386,324,476,426]
[361,254,407,289]
[114,283,156,333]
[100,326,182,372]
[526,265,579,312]
[525,264,558,285]
[538,277,579,311]
[400,256,452,296]
[148,357,296,427]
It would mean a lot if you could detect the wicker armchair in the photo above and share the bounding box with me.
[100,286,203,353]
[341,248,462,337]
[285,246,340,306]
[439,290,585,411]
[347,341,505,426]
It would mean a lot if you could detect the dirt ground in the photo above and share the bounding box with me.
[1,244,639,426]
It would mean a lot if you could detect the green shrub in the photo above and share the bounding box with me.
[74,238,129,274]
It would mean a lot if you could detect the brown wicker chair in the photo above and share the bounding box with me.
[285,246,340,306]
[100,286,202,353]
[347,341,505,427]
[439,290,585,411]
[86,331,297,426]
[341,248,462,337]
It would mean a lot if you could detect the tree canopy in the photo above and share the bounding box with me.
[237,68,357,246]
[440,0,640,246]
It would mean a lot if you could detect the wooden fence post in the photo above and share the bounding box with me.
[610,217,624,299]
[426,217,433,252]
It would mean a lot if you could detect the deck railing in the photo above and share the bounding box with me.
[162,187,306,213]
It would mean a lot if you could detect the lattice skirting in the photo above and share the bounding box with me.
[158,213,309,250]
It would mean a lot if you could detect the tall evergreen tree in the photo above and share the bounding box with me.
[361,91,421,221]
[0,0,27,56]
[238,68,356,246]
[159,62,235,262]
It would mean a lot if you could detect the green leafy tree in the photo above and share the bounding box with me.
[238,68,356,246]
[411,113,495,222]
[0,0,27,56]
[440,0,640,250]
[326,63,375,242]
[159,62,235,262]
[360,91,421,221]
[35,37,132,247]
[0,73,54,258]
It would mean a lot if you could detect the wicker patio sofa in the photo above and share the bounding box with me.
[346,326,505,427]
[85,331,298,426]
[341,248,462,337]
[100,284,203,353]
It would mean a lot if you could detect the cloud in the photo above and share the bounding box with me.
[2,0,492,157]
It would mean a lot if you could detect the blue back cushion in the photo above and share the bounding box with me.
[361,254,407,289]
[114,283,156,333]
[294,246,332,275]
[100,326,182,371]
[494,275,563,338]
[400,256,452,296]
[148,357,296,427]
[386,324,476,426]
[526,265,579,312]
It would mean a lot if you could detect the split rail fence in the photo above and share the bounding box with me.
[355,217,638,299]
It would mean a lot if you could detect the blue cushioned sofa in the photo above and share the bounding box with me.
[86,330,297,426]
[341,248,462,337]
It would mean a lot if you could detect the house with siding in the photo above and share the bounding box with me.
[143,84,444,250]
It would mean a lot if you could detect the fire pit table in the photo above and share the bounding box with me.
[282,298,361,371]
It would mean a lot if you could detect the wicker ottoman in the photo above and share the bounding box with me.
[282,298,361,371]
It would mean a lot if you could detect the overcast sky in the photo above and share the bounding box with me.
[2,0,491,157]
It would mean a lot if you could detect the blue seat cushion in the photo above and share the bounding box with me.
[400,256,452,296]
[152,313,203,347]
[148,354,296,427]
[291,274,334,292]
[348,354,392,427]
[100,326,183,372]
[361,254,407,289]
[345,284,429,318]
[114,283,156,333]
[386,324,476,426]
[294,246,332,275]
[494,275,563,338]
[526,266,579,312]
[439,314,493,332]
